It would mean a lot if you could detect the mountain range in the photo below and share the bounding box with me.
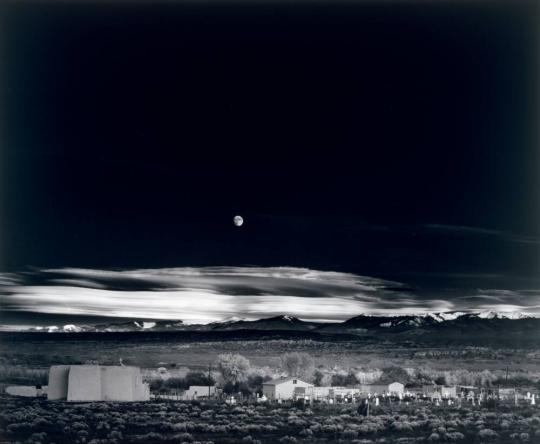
[23,311,536,335]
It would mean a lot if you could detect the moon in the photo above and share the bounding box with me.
[233,215,244,227]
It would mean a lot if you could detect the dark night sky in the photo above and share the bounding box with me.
[1,0,539,296]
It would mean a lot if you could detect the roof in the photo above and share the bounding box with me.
[363,382,403,388]
[55,365,140,371]
[263,377,311,386]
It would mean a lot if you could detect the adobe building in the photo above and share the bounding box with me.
[48,365,150,402]
[262,377,313,400]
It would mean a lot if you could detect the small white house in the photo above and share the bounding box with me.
[262,377,313,400]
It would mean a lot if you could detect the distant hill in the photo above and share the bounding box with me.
[13,311,539,345]
[1,311,539,347]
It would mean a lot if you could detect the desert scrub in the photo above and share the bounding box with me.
[1,395,539,443]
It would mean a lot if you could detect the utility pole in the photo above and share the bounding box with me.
[208,364,212,398]
[505,365,509,383]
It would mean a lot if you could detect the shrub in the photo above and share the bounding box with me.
[29,432,47,443]
[109,430,123,440]
[445,432,465,441]
[478,428,498,440]
[342,429,359,439]
[175,432,194,442]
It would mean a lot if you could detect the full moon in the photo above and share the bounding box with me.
[233,215,244,227]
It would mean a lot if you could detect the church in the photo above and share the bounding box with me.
[47,365,150,402]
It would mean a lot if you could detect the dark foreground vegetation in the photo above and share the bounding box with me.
[1,395,539,444]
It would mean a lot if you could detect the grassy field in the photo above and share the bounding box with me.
[2,335,540,371]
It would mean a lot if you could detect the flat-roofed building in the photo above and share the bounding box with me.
[262,377,313,400]
[48,365,150,402]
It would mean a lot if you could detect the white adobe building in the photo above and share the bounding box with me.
[359,382,405,395]
[48,365,150,402]
[262,377,313,400]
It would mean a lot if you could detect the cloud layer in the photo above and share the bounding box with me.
[1,267,540,324]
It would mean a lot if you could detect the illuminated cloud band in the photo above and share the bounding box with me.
[1,267,539,324]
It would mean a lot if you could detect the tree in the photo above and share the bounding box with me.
[216,353,250,384]
[280,353,314,380]
[313,370,324,387]
[247,374,265,395]
[331,372,359,387]
[434,376,446,385]
[378,366,410,384]
[184,371,214,387]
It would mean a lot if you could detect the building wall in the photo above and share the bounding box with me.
[48,365,150,402]
[330,388,362,398]
[6,386,38,397]
[422,385,457,398]
[309,386,332,398]
[262,384,276,400]
[68,366,102,401]
[263,379,313,400]
[48,365,70,400]
[360,384,388,394]
[100,367,135,401]
[441,386,457,398]
[388,382,405,394]
[132,369,150,401]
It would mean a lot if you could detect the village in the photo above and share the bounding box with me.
[4,361,539,411]
[3,354,540,443]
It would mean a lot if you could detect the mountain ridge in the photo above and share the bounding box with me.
[14,311,536,333]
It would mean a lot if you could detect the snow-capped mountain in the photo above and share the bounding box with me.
[425,312,469,322]
[31,324,84,333]
[474,311,531,320]
[16,311,535,334]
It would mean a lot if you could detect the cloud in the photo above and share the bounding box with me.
[1,267,539,324]
[424,224,540,246]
